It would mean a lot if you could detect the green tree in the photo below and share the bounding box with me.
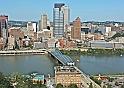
[68,84,78,88]
[107,84,112,88]
[115,81,119,86]
[89,83,93,88]
[108,77,114,82]
[90,76,102,86]
[32,84,47,88]
[56,83,64,88]
[121,84,124,88]
[9,73,33,88]
[0,72,10,88]
[103,85,106,88]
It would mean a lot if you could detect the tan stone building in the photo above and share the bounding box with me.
[55,66,82,88]
[40,14,47,31]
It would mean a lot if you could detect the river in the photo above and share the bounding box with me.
[79,55,124,75]
[0,55,124,76]
[0,55,54,76]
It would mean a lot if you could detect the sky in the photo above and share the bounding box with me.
[0,0,124,22]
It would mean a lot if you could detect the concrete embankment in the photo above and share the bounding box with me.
[0,50,47,56]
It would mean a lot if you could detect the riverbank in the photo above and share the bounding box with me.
[60,48,124,58]
[0,49,47,56]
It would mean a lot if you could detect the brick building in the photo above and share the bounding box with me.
[71,17,81,40]
[55,66,83,88]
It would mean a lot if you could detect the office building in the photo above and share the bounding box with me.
[39,14,47,31]
[27,22,37,39]
[27,22,37,32]
[55,66,82,88]
[71,17,81,40]
[61,6,70,31]
[0,15,8,44]
[53,3,70,38]
[62,6,70,32]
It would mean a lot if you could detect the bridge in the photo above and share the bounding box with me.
[48,49,75,66]
[48,49,101,88]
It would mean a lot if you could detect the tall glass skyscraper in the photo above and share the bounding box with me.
[53,3,70,38]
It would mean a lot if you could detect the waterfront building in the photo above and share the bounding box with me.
[0,15,8,45]
[53,3,70,38]
[55,66,82,88]
[71,17,81,40]
[33,42,45,49]
[39,14,47,31]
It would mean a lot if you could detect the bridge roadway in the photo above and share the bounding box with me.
[49,49,74,66]
[49,49,101,88]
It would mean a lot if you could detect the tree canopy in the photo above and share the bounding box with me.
[56,83,64,88]
[0,72,11,88]
[68,84,78,88]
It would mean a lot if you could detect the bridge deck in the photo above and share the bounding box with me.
[50,49,74,65]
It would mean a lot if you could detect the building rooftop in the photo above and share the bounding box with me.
[33,75,44,81]
[55,66,81,74]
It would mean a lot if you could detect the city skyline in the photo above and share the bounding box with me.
[0,0,124,21]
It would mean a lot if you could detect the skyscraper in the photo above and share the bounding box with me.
[61,6,70,30]
[0,15,8,44]
[39,14,47,31]
[53,3,70,38]
[71,17,81,40]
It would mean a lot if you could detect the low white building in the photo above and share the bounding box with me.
[47,38,60,48]
[33,42,45,49]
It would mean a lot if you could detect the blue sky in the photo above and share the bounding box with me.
[0,0,124,21]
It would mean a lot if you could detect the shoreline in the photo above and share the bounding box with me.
[0,49,47,56]
[60,48,124,57]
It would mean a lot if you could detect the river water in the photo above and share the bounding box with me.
[79,55,124,75]
[0,55,124,75]
[0,55,54,76]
